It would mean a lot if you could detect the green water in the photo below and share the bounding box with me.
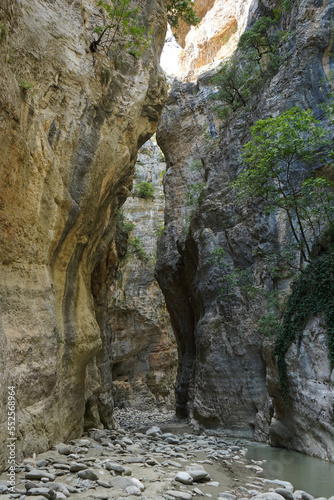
[246,442,334,498]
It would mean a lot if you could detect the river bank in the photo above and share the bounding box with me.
[0,408,332,500]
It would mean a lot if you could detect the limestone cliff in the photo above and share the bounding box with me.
[156,0,334,459]
[0,0,167,469]
[177,0,253,81]
[108,141,177,409]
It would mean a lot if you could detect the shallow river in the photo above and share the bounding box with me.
[246,442,334,497]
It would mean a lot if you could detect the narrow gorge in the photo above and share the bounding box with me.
[0,0,334,499]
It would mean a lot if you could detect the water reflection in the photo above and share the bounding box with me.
[246,442,334,497]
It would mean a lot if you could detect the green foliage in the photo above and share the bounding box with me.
[158,150,165,162]
[211,55,260,118]
[18,80,33,93]
[185,182,205,207]
[263,246,300,282]
[0,25,7,41]
[273,250,334,402]
[90,0,150,58]
[133,181,155,199]
[234,107,334,261]
[167,0,200,29]
[116,208,135,232]
[238,17,281,69]
[91,0,199,60]
[155,222,164,237]
[212,12,289,117]
[127,236,149,260]
[189,158,206,180]
[258,290,287,337]
[282,0,292,14]
[190,159,203,171]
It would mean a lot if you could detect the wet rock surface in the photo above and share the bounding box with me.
[0,411,325,500]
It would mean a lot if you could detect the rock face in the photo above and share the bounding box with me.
[265,316,334,461]
[177,0,253,81]
[108,141,177,409]
[156,76,269,432]
[156,0,334,459]
[0,0,167,469]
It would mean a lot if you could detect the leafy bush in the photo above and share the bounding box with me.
[185,182,205,207]
[211,55,260,117]
[133,181,154,199]
[18,80,33,91]
[233,107,334,402]
[233,107,334,262]
[167,0,200,29]
[116,208,135,233]
[91,0,200,59]
[238,16,284,73]
[128,236,149,260]
[274,250,334,403]
[90,0,149,58]
[211,12,289,117]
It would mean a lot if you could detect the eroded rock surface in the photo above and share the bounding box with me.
[176,0,253,81]
[156,0,334,460]
[108,141,177,408]
[0,0,167,468]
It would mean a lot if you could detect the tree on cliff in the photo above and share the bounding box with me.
[167,0,200,29]
[233,107,334,262]
[90,0,199,57]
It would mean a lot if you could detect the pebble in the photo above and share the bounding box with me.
[0,408,325,500]
[25,470,55,480]
[130,477,145,491]
[275,488,295,500]
[193,487,205,496]
[55,444,73,455]
[186,466,210,482]
[165,490,193,500]
[294,491,315,500]
[263,480,294,490]
[77,468,99,480]
[47,483,71,497]
[69,462,88,472]
[252,494,287,500]
[175,471,193,484]
[125,485,142,495]
[146,425,162,437]
[96,480,112,488]
[104,461,125,473]
[26,487,55,498]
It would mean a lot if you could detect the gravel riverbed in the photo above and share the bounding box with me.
[0,408,332,500]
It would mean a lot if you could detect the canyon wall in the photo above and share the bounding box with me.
[108,141,177,409]
[156,0,334,458]
[0,0,167,468]
[177,0,253,81]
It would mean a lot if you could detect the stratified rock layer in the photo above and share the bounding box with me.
[108,141,177,408]
[177,0,253,81]
[0,0,167,468]
[156,0,334,459]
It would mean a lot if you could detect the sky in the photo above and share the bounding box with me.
[160,25,182,76]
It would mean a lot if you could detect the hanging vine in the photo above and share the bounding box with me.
[273,249,334,402]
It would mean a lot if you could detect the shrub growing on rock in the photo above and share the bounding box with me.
[133,181,154,199]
